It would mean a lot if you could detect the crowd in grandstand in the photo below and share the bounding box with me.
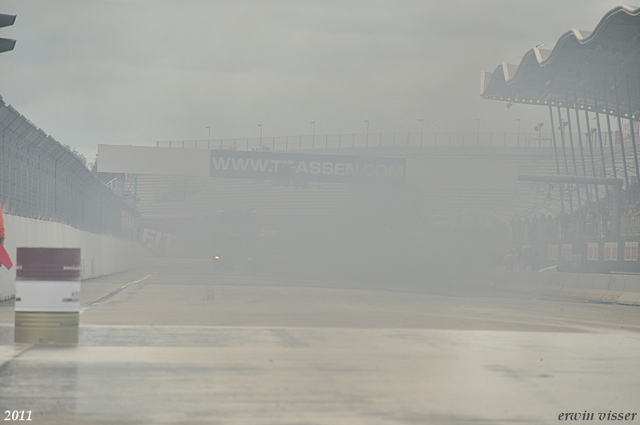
[502,245,541,272]
[505,185,640,271]
[511,184,640,245]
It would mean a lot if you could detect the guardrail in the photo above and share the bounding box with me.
[157,131,608,151]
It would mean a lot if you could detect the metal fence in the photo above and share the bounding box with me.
[0,96,138,238]
[157,130,619,151]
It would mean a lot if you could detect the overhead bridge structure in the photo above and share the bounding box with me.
[98,142,561,279]
[97,143,558,224]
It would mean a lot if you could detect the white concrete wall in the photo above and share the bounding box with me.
[0,214,145,301]
[488,269,640,306]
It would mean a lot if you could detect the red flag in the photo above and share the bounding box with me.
[0,244,12,270]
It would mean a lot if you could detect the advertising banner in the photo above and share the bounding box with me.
[209,150,406,185]
[15,248,81,313]
[562,244,572,261]
[587,243,598,261]
[548,244,558,261]
[624,241,638,261]
[14,247,81,344]
[604,242,618,261]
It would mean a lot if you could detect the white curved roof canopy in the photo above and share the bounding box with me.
[481,5,640,120]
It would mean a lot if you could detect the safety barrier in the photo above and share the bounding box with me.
[0,214,144,301]
[489,269,640,306]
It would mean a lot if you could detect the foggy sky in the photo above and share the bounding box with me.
[0,0,628,162]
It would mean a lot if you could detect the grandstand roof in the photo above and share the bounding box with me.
[481,5,640,120]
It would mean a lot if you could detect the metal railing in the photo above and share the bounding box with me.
[621,216,640,236]
[0,97,138,238]
[157,130,617,151]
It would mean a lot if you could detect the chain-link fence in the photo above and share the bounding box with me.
[0,96,138,238]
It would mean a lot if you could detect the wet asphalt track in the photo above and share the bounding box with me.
[1,258,639,424]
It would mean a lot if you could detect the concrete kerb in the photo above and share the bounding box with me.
[556,272,580,299]
[534,272,563,297]
[487,270,518,292]
[573,274,606,302]
[617,291,640,305]
[617,275,640,305]
[597,275,624,303]
[607,274,626,292]
[558,273,617,303]
[490,270,640,306]
[516,271,538,295]
[485,270,530,294]
[518,271,539,295]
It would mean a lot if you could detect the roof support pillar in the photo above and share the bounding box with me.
[603,80,618,180]
[593,90,609,178]
[556,106,574,214]
[573,93,591,205]
[583,96,601,206]
[613,180,622,238]
[548,105,565,215]
[613,76,631,200]
[564,99,582,210]
[593,90,611,200]
[625,75,640,201]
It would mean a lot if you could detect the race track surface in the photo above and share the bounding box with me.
[1,258,639,424]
